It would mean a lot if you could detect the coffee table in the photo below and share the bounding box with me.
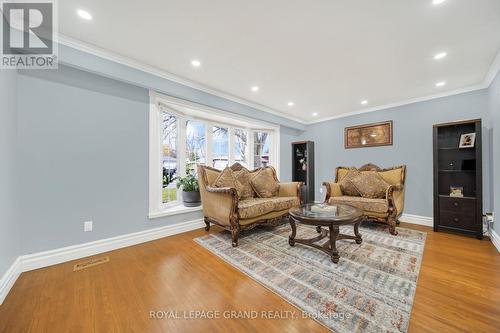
[288,203,364,263]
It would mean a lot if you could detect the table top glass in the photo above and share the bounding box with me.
[289,203,363,221]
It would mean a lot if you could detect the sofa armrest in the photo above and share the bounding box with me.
[323,182,343,202]
[386,184,405,216]
[278,182,302,199]
[202,186,239,227]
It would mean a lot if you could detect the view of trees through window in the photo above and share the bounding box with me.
[186,121,206,174]
[160,109,274,206]
[253,131,270,168]
[234,128,248,168]
[162,112,178,204]
[212,126,229,169]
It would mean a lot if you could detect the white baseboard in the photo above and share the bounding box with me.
[0,218,204,305]
[400,214,433,227]
[0,257,22,306]
[490,229,500,253]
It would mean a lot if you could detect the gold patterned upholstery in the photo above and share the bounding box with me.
[250,167,280,198]
[238,197,300,219]
[328,196,388,213]
[349,171,390,199]
[198,163,302,247]
[324,164,406,235]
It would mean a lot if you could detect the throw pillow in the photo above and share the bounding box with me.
[250,167,279,198]
[350,171,390,199]
[234,168,254,199]
[338,168,361,196]
[213,167,244,197]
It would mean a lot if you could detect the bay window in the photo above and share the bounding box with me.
[149,92,280,218]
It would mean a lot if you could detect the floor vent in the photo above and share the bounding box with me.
[73,256,109,271]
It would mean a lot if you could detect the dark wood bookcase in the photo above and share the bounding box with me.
[292,141,315,203]
[433,119,482,239]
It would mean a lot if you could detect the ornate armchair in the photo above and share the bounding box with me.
[198,163,302,246]
[323,163,406,235]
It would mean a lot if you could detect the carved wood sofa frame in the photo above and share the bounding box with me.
[323,163,406,235]
[198,163,303,247]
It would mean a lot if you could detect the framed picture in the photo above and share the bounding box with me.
[344,120,393,149]
[459,133,476,148]
[450,186,464,198]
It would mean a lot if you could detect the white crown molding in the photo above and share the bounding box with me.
[308,84,487,124]
[400,214,433,227]
[57,34,307,125]
[490,228,500,253]
[0,218,205,304]
[58,35,500,127]
[0,257,21,305]
[483,47,500,88]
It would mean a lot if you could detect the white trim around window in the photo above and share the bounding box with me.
[148,91,281,219]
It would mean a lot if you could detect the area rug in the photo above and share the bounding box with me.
[195,221,426,333]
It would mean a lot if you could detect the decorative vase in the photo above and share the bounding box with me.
[182,190,201,207]
[302,163,307,171]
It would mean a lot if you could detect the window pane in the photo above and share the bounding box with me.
[234,128,248,168]
[253,131,270,168]
[212,126,228,169]
[162,112,178,204]
[186,120,206,174]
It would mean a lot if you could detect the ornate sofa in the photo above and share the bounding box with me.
[198,163,302,246]
[323,163,406,235]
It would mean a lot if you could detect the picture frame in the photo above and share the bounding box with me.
[458,133,476,148]
[344,120,393,149]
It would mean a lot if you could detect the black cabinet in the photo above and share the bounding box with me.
[292,141,314,203]
[433,119,482,239]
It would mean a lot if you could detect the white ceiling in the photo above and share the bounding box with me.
[58,0,500,123]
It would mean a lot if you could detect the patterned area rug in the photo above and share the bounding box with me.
[195,221,426,333]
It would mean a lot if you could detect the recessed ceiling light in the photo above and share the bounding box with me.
[312,112,318,116]
[434,52,447,60]
[77,9,92,20]
[191,60,201,67]
[432,0,446,5]
[435,81,446,87]
[251,86,259,92]
[361,100,368,105]
[287,102,294,107]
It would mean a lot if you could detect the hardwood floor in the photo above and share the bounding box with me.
[0,222,499,333]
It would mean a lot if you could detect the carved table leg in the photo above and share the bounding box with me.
[354,220,362,244]
[329,225,340,263]
[289,217,297,246]
[316,226,322,233]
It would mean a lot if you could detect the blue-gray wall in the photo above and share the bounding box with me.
[301,90,492,218]
[16,65,300,254]
[489,71,500,234]
[0,70,21,276]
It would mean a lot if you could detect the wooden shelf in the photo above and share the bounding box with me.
[433,119,482,239]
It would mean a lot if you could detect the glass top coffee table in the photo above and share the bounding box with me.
[288,203,364,263]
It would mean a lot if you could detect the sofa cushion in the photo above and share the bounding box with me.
[338,168,361,196]
[378,167,404,186]
[238,197,300,219]
[234,168,255,199]
[328,196,388,213]
[250,167,279,198]
[350,171,390,199]
[213,167,244,197]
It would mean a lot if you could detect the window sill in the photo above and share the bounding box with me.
[148,204,203,219]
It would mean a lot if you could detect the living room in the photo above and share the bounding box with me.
[0,1,499,332]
